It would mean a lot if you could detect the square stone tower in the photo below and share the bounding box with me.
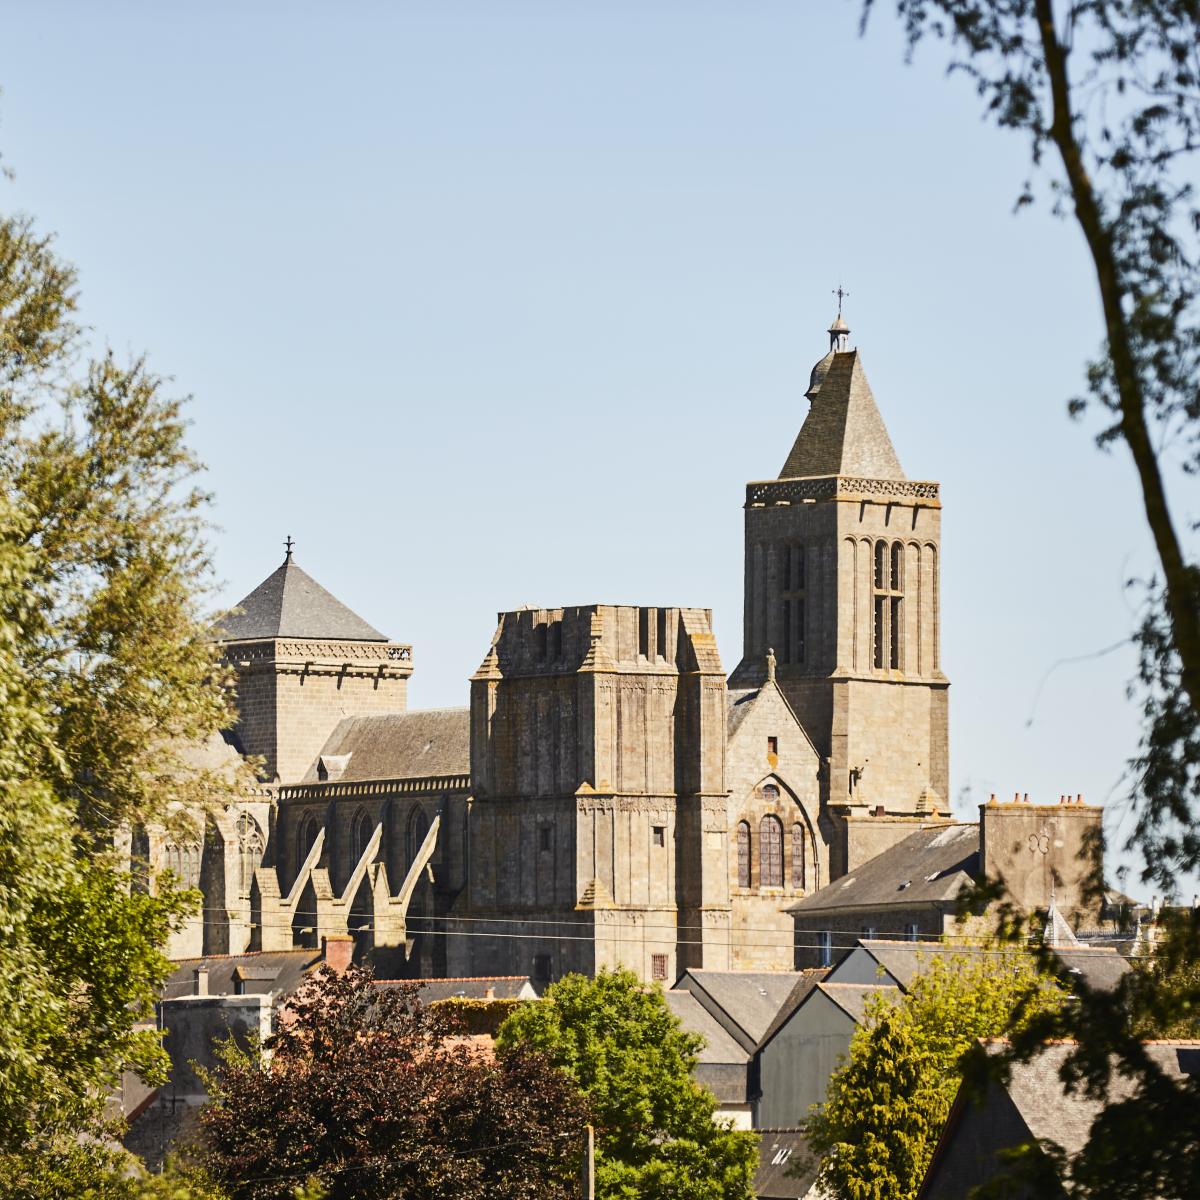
[730,314,950,876]
[218,547,413,784]
[460,604,731,985]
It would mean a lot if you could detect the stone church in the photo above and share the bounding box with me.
[152,312,960,985]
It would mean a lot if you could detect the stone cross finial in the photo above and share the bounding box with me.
[766,646,777,683]
[284,535,295,563]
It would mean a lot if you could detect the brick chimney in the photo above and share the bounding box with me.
[322,934,355,974]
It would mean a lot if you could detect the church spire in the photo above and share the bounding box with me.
[784,309,904,481]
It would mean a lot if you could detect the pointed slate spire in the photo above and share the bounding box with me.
[218,551,388,642]
[781,316,905,481]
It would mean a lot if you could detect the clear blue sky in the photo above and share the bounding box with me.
[3,1,1187,894]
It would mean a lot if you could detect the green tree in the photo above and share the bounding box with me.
[193,965,590,1200]
[806,951,1063,1200]
[0,185,241,1178]
[495,968,758,1200]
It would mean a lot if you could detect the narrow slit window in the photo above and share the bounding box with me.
[638,608,650,657]
[656,607,668,659]
[652,825,665,847]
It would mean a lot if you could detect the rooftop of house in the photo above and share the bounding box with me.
[216,553,388,643]
[920,1040,1200,1198]
[755,970,830,1049]
[755,1127,820,1200]
[302,708,471,783]
[374,976,538,1002]
[676,969,808,1050]
[833,939,1131,996]
[663,989,751,1066]
[162,949,322,1001]
[786,824,979,915]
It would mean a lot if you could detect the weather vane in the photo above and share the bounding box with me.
[833,284,849,317]
[284,535,295,563]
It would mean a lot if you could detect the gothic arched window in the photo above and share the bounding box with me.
[760,815,783,887]
[236,813,264,897]
[407,807,431,870]
[736,821,751,888]
[162,840,201,888]
[791,823,806,890]
[349,808,372,868]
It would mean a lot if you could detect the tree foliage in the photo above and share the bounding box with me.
[0,196,240,1161]
[193,965,591,1200]
[806,951,1063,1200]
[495,967,759,1200]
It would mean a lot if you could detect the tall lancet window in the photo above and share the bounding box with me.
[791,822,807,890]
[349,808,372,868]
[760,815,783,887]
[236,813,264,898]
[873,540,904,671]
[778,543,807,665]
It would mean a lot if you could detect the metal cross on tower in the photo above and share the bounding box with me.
[832,284,849,317]
[284,535,295,563]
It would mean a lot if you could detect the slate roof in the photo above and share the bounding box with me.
[1050,947,1132,993]
[785,824,978,914]
[375,976,538,1002]
[664,990,751,1066]
[218,556,388,642]
[817,982,897,1023]
[756,969,830,1049]
[726,687,760,738]
[780,350,904,480]
[1002,1042,1200,1153]
[841,939,1131,998]
[302,708,471,783]
[755,1128,819,1199]
[679,970,806,1048]
[162,950,321,1001]
[921,1040,1200,1197]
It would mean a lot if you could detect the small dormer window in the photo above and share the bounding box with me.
[317,753,351,782]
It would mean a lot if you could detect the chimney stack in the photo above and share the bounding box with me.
[323,934,354,974]
[194,965,209,997]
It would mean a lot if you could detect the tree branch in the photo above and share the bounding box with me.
[1034,0,1200,712]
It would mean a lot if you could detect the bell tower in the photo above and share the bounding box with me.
[730,309,949,863]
